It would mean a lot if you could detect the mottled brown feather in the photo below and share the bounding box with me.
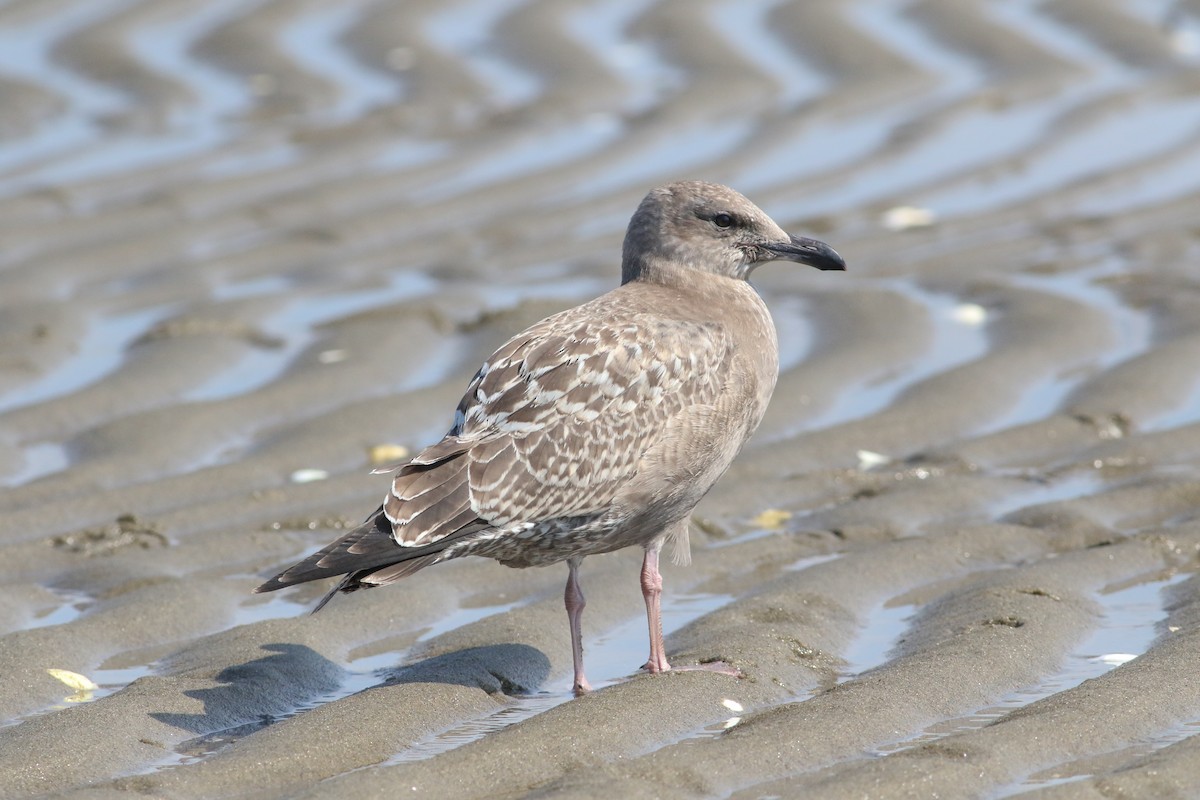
[384,449,476,542]
[442,302,735,536]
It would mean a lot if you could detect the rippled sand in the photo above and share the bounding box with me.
[2,1,1200,798]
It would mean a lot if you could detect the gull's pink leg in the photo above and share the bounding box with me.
[639,541,743,681]
[641,545,671,674]
[565,557,591,694]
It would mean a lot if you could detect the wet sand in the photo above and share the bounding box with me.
[2,1,1200,797]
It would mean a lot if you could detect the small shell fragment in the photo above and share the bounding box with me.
[47,668,98,702]
[317,349,348,364]
[290,468,329,484]
[857,449,891,470]
[951,303,988,326]
[882,205,936,231]
[368,443,410,467]
[1096,653,1137,666]
[751,509,792,530]
[47,668,98,691]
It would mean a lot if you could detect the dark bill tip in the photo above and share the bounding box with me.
[762,234,847,272]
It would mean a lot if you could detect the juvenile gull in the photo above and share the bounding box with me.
[255,181,845,693]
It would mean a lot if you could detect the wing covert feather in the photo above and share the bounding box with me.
[455,308,735,527]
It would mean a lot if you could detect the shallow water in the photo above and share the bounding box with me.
[0,305,177,416]
[386,586,737,763]
[797,282,991,433]
[184,270,438,403]
[875,571,1190,762]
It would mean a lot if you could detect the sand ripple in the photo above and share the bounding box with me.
[2,1,1200,797]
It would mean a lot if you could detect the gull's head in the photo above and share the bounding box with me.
[621,181,846,284]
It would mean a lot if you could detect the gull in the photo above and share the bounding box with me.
[255,181,846,693]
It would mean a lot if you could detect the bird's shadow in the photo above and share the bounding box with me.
[151,642,552,749]
[150,642,340,739]
[382,642,552,696]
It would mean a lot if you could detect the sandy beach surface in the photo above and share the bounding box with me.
[2,1,1200,797]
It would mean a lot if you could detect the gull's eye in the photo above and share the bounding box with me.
[713,213,733,229]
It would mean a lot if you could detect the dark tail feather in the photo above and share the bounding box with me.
[311,574,354,614]
[308,552,442,614]
[253,510,401,594]
[255,508,490,612]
